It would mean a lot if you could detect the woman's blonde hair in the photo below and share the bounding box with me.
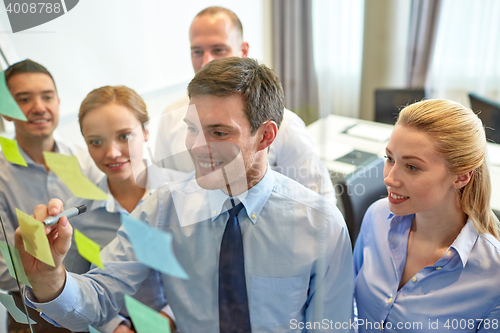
[396,99,499,239]
[78,86,149,132]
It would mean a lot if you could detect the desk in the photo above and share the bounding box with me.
[307,114,500,211]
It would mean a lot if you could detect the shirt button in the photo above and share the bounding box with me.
[436,266,443,270]
[212,210,217,215]
[412,276,417,282]
[251,214,256,219]
[36,308,42,313]
[446,250,452,257]
[387,297,393,304]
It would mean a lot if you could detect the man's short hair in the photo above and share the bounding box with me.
[194,6,243,39]
[188,57,284,134]
[4,59,56,90]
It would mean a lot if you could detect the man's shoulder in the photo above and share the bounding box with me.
[55,139,86,156]
[0,152,9,168]
[269,170,342,220]
[0,153,11,186]
[0,152,24,184]
[281,108,306,130]
[132,183,174,217]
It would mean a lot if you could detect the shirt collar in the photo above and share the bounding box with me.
[388,213,479,268]
[170,165,274,226]
[208,166,274,224]
[448,218,478,267]
[387,213,413,266]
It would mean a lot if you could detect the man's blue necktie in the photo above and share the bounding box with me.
[219,200,252,333]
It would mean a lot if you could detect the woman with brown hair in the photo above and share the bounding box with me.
[64,86,184,332]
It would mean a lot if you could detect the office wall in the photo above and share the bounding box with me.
[0,0,268,141]
[358,0,411,120]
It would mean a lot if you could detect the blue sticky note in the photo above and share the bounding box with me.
[88,325,101,333]
[0,72,27,121]
[121,214,188,280]
[0,292,36,324]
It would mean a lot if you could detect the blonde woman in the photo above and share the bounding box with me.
[354,99,500,332]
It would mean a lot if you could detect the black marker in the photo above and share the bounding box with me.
[43,205,87,226]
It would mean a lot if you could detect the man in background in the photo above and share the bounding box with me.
[154,6,335,200]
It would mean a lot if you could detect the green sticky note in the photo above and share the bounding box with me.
[0,72,27,121]
[0,136,28,166]
[88,325,101,333]
[16,208,55,267]
[0,292,36,324]
[125,294,171,333]
[43,151,108,201]
[0,241,32,287]
[74,229,104,269]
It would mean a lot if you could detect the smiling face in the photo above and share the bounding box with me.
[383,125,463,218]
[6,72,59,140]
[81,103,147,184]
[189,13,248,73]
[184,94,268,194]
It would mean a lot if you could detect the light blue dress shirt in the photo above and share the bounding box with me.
[26,167,353,332]
[354,198,500,333]
[0,140,103,291]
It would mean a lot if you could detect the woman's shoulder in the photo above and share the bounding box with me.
[466,228,500,274]
[477,232,500,256]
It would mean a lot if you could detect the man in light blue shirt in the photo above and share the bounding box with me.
[0,59,102,333]
[354,198,500,332]
[18,57,353,332]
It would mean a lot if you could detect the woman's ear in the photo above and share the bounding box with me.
[454,170,473,189]
[143,127,150,142]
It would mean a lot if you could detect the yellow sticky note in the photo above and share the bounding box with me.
[0,137,28,167]
[16,209,55,267]
[74,229,104,269]
[0,241,32,287]
[43,152,108,201]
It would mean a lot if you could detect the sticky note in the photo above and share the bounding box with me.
[43,152,108,200]
[88,325,101,333]
[16,208,55,267]
[0,292,36,324]
[74,229,104,269]
[0,241,32,287]
[121,214,188,280]
[0,72,27,121]
[125,294,171,333]
[0,136,28,166]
